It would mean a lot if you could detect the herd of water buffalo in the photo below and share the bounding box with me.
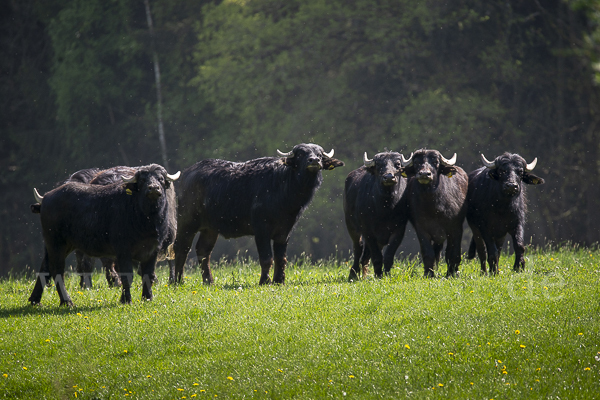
[28,143,544,306]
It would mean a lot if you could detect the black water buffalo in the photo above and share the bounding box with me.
[171,143,344,285]
[466,153,545,274]
[29,164,180,306]
[31,167,121,288]
[344,151,409,280]
[402,149,468,277]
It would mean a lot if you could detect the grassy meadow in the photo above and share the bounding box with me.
[1,246,599,399]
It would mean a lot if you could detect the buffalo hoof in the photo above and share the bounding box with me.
[424,269,435,278]
[59,299,74,307]
[120,293,132,304]
[258,276,272,285]
[347,270,359,282]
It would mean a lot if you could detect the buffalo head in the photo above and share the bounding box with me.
[121,164,180,208]
[363,151,405,186]
[401,149,458,185]
[481,153,544,195]
[277,143,344,173]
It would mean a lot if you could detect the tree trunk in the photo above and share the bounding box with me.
[144,0,169,170]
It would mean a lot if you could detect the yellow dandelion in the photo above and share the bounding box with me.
[192,291,197,294]
[22,367,27,370]
[123,350,128,353]
[2,374,7,378]
[193,383,199,386]
[405,344,410,349]
[200,390,206,393]
[448,352,454,356]
[208,298,211,301]
[45,339,50,342]
[536,368,541,371]
[502,371,508,374]
[227,376,233,381]
[191,395,197,398]
[584,367,591,371]
[177,388,184,391]
[147,375,152,378]
[515,330,520,334]
[438,383,444,387]
[77,313,82,316]
[578,333,583,336]
[520,345,526,348]
[470,382,474,385]
[278,369,283,373]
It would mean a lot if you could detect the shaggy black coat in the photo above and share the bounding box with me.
[466,153,544,274]
[171,143,344,285]
[403,149,468,277]
[29,164,178,306]
[344,152,409,280]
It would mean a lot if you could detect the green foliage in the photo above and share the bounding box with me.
[1,247,599,398]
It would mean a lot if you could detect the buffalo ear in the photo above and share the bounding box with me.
[323,158,345,170]
[523,172,545,185]
[31,204,41,214]
[441,165,458,178]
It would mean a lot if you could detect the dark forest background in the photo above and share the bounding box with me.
[3,0,600,276]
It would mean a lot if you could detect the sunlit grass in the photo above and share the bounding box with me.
[1,246,599,399]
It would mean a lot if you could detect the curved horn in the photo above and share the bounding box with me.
[166,171,181,181]
[481,154,496,169]
[525,157,538,172]
[440,152,457,166]
[400,152,413,168]
[33,188,43,203]
[323,149,335,158]
[121,174,137,184]
[277,149,294,158]
[363,152,374,168]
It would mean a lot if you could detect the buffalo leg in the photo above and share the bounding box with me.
[511,225,526,272]
[76,251,94,289]
[365,235,384,278]
[383,227,406,275]
[470,228,488,274]
[273,241,288,284]
[348,231,364,281]
[445,234,462,278]
[117,256,134,304]
[102,258,121,287]
[417,233,436,278]
[47,248,72,306]
[29,251,50,305]
[255,234,273,285]
[483,234,500,275]
[360,244,371,277]
[140,255,157,301]
[196,229,219,284]
[172,220,199,284]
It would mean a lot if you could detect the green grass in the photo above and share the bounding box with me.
[1,246,599,399]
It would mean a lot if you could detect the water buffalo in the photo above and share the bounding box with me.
[402,149,468,277]
[171,143,344,285]
[466,153,545,274]
[344,151,409,280]
[29,164,180,306]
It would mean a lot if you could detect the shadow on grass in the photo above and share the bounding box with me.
[0,302,122,318]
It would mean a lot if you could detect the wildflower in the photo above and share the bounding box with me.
[193,383,199,386]
[177,388,184,391]
[497,360,502,364]
[278,369,283,373]
[470,382,473,385]
[448,352,454,356]
[3,374,7,378]
[584,368,591,371]
[578,333,583,336]
[22,367,27,370]
[45,339,50,342]
[191,395,197,398]
[227,376,233,381]
[147,375,152,378]
[520,345,526,348]
[438,383,444,387]
[123,350,128,353]
[515,330,520,334]
[349,375,355,379]
[77,313,82,317]
[192,291,197,295]
[405,344,411,349]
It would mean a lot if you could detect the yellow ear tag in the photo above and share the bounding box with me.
[328,165,335,170]
[126,188,133,195]
[447,172,453,178]
[401,172,407,178]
